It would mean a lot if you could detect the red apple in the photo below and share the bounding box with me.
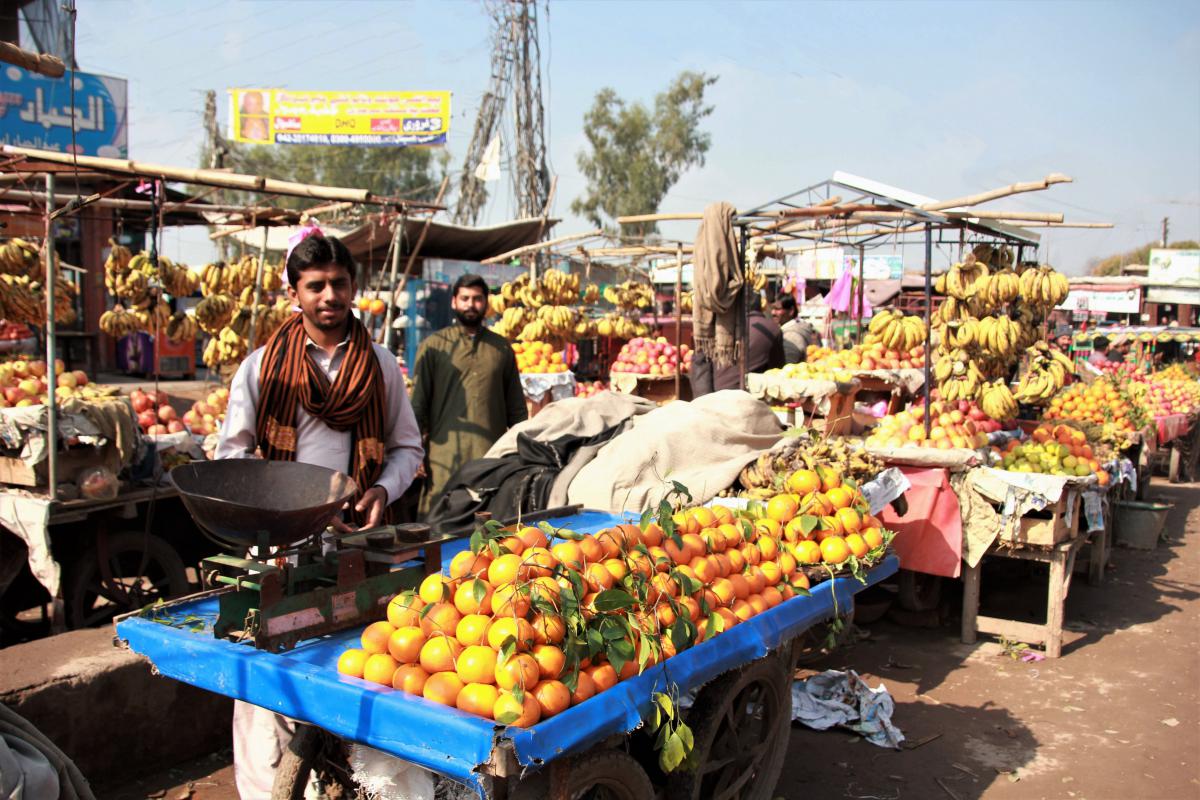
[4,386,25,405]
[130,390,151,414]
[167,420,185,433]
[137,409,158,429]
[158,405,177,423]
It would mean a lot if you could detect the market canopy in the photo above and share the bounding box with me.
[341,215,560,265]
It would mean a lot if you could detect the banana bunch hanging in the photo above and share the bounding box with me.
[255,297,295,346]
[517,319,551,342]
[165,310,199,343]
[131,299,171,334]
[491,306,530,339]
[156,256,200,298]
[51,280,77,324]
[99,305,140,338]
[104,239,132,274]
[1018,265,1069,310]
[0,274,43,325]
[679,290,693,314]
[866,309,926,352]
[976,315,1022,360]
[581,283,600,304]
[1013,342,1075,404]
[0,238,42,276]
[573,318,597,339]
[194,293,236,335]
[488,294,507,318]
[594,312,649,339]
[934,260,991,301]
[200,262,231,297]
[602,280,653,311]
[979,378,1018,422]
[970,243,1014,270]
[202,327,249,370]
[534,304,579,339]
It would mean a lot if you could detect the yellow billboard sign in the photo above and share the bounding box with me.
[228,89,450,147]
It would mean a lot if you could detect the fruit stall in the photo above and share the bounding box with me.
[115,453,900,798]
[0,146,440,636]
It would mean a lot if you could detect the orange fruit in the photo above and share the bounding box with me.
[386,594,424,628]
[639,522,664,547]
[649,573,678,602]
[820,536,851,565]
[360,621,396,655]
[420,602,462,637]
[786,469,821,496]
[762,586,784,608]
[419,635,463,673]
[715,607,739,630]
[662,539,690,566]
[825,487,852,510]
[337,648,368,678]
[818,466,842,492]
[672,511,699,536]
[745,566,767,595]
[532,680,571,718]
[712,505,735,525]
[454,579,494,615]
[718,523,743,549]
[499,536,525,556]
[418,574,453,605]
[655,602,678,628]
[517,526,549,550]
[689,506,717,530]
[488,553,523,585]
[731,599,754,622]
[818,516,844,538]
[779,584,795,601]
[779,551,797,576]
[728,573,751,601]
[532,612,566,645]
[782,517,807,543]
[759,560,782,586]
[584,562,615,592]
[551,541,585,571]
[602,558,629,583]
[691,555,719,584]
[861,527,884,550]
[701,529,726,554]
[791,572,811,591]
[594,528,624,558]
[456,614,491,647]
[741,543,761,566]
[392,663,429,694]
[492,582,531,617]
[457,682,499,718]
[494,690,541,727]
[835,507,862,534]
[726,547,746,573]
[678,595,700,622]
[845,533,869,558]
[522,547,558,578]
[681,533,707,561]
[756,536,779,561]
[449,550,492,580]
[747,594,768,615]
[495,652,541,691]
[802,491,833,517]
[387,625,426,663]
[571,670,597,706]
[362,653,399,685]
[456,644,499,684]
[487,617,536,651]
[791,540,822,564]
[587,663,618,693]
[532,644,565,679]
[422,672,465,707]
[753,518,782,539]
[766,495,799,523]
[578,535,606,564]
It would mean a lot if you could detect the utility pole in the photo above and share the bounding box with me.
[203,90,232,258]
[1161,217,1169,247]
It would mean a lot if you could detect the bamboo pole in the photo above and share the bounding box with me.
[481,228,603,264]
[44,173,58,500]
[994,221,1114,228]
[615,212,704,224]
[674,243,683,401]
[0,186,302,221]
[583,245,695,257]
[918,173,1072,212]
[0,41,65,77]
[381,218,404,350]
[246,225,269,351]
[0,145,443,208]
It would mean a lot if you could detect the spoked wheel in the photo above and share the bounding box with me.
[513,748,655,800]
[66,531,190,629]
[667,655,792,800]
[896,569,942,612]
[272,725,364,800]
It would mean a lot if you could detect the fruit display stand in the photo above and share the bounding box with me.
[609,370,692,403]
[115,507,897,798]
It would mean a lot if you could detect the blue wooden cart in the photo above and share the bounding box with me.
[115,509,897,800]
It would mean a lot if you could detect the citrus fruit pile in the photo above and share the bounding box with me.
[336,466,891,728]
[994,423,1111,485]
[1045,379,1138,433]
[513,341,569,374]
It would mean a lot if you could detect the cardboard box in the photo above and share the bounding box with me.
[999,492,1080,547]
[0,442,121,488]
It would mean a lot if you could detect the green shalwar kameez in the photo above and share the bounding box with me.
[409,324,527,513]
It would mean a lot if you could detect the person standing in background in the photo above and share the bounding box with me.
[409,274,527,514]
[771,294,818,363]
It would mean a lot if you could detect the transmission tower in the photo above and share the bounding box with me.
[454,1,550,225]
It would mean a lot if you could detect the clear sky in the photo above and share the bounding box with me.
[69,0,1200,275]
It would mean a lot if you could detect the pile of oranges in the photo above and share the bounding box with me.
[1046,380,1134,431]
[335,466,889,728]
[513,341,569,374]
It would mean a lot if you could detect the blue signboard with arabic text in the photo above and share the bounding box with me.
[0,65,128,157]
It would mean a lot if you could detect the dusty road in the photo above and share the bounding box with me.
[108,482,1200,800]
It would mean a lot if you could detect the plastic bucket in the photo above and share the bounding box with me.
[1114,501,1171,550]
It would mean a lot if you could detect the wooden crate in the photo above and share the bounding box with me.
[0,442,121,489]
[998,492,1080,547]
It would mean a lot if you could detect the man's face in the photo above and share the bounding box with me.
[771,304,791,324]
[452,286,487,326]
[288,264,355,333]
[1057,336,1071,350]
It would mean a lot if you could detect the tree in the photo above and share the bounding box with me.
[571,71,717,237]
[1089,240,1200,275]
[199,141,448,210]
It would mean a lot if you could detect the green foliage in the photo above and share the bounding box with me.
[1089,241,1200,276]
[645,689,695,773]
[200,141,448,210]
[571,71,717,237]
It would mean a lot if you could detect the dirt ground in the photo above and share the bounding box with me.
[106,481,1200,800]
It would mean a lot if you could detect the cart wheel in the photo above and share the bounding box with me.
[66,530,190,629]
[513,748,655,800]
[791,608,855,666]
[273,724,362,800]
[896,569,942,612]
[666,655,791,800]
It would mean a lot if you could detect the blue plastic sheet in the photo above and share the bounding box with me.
[115,509,897,793]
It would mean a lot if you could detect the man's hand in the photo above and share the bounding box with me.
[331,486,389,533]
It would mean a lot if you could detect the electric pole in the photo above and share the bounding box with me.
[1161,217,1169,247]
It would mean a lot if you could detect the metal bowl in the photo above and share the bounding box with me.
[169,460,358,548]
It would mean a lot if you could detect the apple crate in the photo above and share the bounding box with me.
[0,441,121,489]
[998,491,1081,547]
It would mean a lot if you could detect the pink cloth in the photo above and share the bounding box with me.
[825,267,873,319]
[1156,414,1190,445]
[878,466,962,578]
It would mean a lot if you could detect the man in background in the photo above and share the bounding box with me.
[690,291,785,396]
[771,294,819,363]
[409,274,527,513]
[1088,335,1112,367]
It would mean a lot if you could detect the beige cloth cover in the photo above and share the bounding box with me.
[692,201,743,368]
[485,391,656,459]
[567,390,783,513]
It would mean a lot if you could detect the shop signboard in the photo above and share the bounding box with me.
[788,246,844,280]
[1147,248,1199,287]
[228,89,450,147]
[843,253,903,280]
[0,66,128,156]
[1058,287,1141,314]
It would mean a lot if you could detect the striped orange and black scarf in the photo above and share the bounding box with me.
[256,314,390,526]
